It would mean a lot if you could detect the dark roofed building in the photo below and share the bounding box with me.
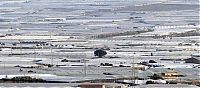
[185,58,200,64]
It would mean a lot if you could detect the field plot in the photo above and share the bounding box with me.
[0,0,199,87]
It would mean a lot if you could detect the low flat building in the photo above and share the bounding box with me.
[78,83,128,88]
[134,84,199,88]
[161,69,184,80]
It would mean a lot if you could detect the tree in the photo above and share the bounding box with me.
[150,52,153,56]
[150,74,163,80]
[149,60,157,63]
[146,80,155,84]
[94,49,107,58]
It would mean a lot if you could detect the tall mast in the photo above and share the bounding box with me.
[131,54,135,87]
[84,53,87,77]
[50,30,53,67]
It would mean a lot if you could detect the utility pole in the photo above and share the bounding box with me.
[19,39,22,54]
[131,54,136,88]
[82,50,87,77]
[3,58,7,79]
[84,57,86,77]
[50,30,53,67]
